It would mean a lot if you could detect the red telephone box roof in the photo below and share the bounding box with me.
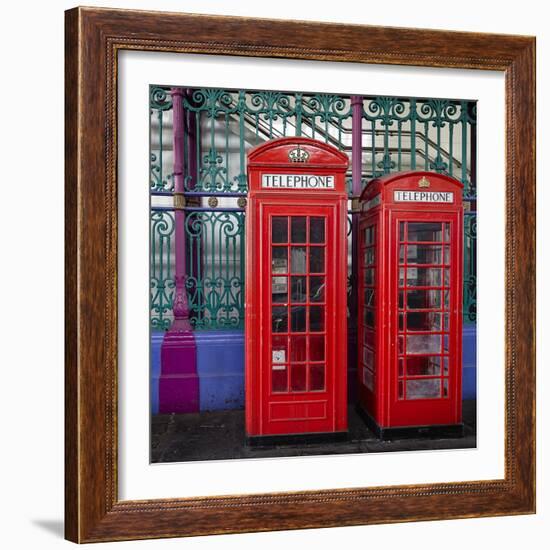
[248,137,349,170]
[360,170,463,201]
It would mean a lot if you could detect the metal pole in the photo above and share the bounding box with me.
[352,96,363,197]
[171,88,191,331]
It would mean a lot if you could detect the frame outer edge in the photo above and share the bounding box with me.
[66,6,112,543]
[64,6,80,544]
[509,39,536,512]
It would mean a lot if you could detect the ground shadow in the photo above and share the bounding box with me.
[31,519,64,539]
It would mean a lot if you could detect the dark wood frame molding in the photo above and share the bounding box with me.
[65,6,536,543]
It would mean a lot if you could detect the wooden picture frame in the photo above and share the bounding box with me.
[65,6,536,543]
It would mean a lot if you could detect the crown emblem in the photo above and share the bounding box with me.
[418,176,431,188]
[288,145,310,163]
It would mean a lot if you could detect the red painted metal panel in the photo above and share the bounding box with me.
[246,138,349,437]
[358,171,464,430]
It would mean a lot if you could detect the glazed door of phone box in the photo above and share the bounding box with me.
[261,205,337,435]
[389,214,462,426]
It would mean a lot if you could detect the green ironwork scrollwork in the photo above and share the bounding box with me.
[185,211,245,329]
[150,86,173,192]
[247,91,294,137]
[199,149,229,192]
[150,88,477,327]
[364,97,411,176]
[189,88,237,117]
[301,95,352,147]
[463,215,477,323]
[150,153,173,192]
[150,211,175,329]
[178,90,353,193]
[150,86,173,111]
[416,99,463,176]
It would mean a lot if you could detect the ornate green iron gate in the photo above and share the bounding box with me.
[150,87,476,330]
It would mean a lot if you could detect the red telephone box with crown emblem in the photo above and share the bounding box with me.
[357,171,464,439]
[245,137,349,442]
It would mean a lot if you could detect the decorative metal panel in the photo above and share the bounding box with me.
[149,86,477,330]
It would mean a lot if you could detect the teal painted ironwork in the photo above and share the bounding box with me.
[150,86,174,192]
[150,87,477,329]
[361,97,472,183]
[179,90,353,193]
[185,211,245,329]
[463,214,477,323]
[361,96,476,321]
[150,211,175,330]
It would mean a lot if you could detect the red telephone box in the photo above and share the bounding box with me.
[245,137,349,442]
[357,171,464,439]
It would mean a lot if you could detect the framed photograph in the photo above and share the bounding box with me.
[65,6,535,543]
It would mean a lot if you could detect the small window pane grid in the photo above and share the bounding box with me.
[397,222,451,400]
[270,215,327,394]
[361,224,376,392]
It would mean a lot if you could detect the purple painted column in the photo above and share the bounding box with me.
[348,96,363,398]
[159,88,199,414]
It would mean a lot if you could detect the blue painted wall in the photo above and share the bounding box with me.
[151,326,477,413]
[195,330,245,411]
[150,331,164,415]
[462,325,477,400]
